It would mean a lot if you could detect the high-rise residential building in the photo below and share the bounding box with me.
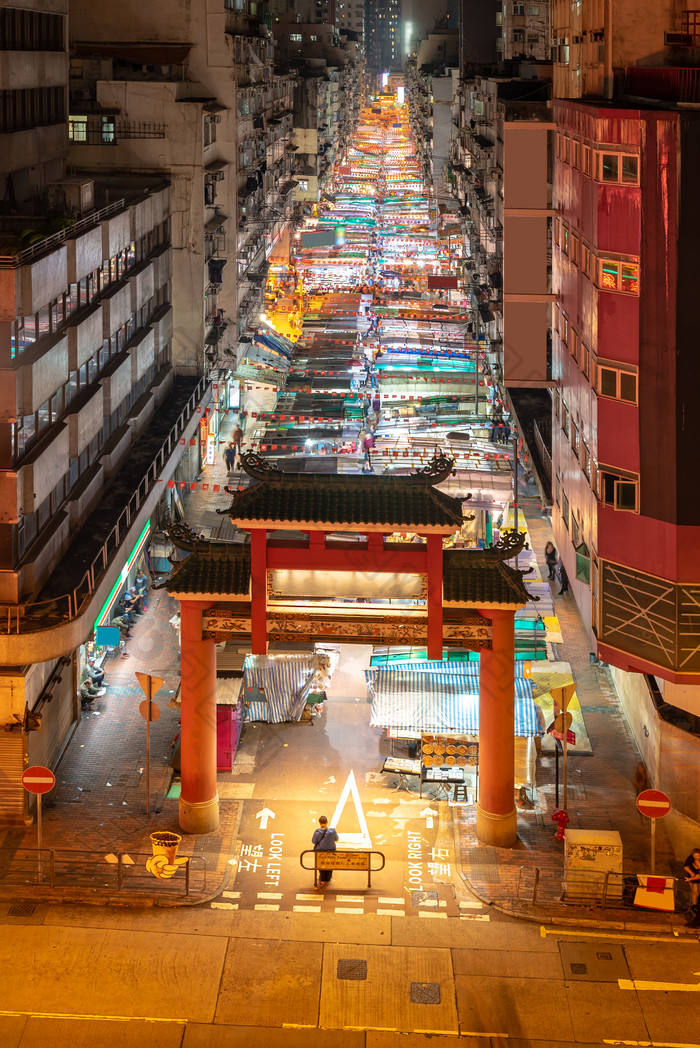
[0,0,209,820]
[365,0,402,72]
[550,2,700,825]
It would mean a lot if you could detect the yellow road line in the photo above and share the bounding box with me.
[603,1040,700,1047]
[0,1010,187,1024]
[540,925,693,943]
[619,978,700,993]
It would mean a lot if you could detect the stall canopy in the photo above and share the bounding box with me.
[243,654,317,722]
[366,666,541,736]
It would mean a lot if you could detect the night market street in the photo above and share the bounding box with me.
[1,91,699,1048]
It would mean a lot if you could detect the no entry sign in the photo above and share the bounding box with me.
[636,789,671,819]
[21,766,55,795]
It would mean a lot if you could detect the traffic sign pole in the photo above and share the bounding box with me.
[135,672,165,815]
[636,789,672,874]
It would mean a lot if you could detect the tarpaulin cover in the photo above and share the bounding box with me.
[243,655,317,722]
[366,666,541,736]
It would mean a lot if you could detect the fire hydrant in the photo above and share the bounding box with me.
[551,808,570,841]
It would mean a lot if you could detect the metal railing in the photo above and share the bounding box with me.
[0,848,206,896]
[0,199,127,268]
[516,866,679,910]
[0,375,209,635]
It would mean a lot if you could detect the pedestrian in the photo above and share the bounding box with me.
[312,815,339,888]
[111,614,132,640]
[683,849,700,907]
[223,442,236,472]
[557,559,569,595]
[232,424,243,457]
[83,658,106,689]
[633,761,649,796]
[545,541,558,580]
[80,678,104,709]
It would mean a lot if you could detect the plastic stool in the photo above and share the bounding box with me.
[453,784,469,803]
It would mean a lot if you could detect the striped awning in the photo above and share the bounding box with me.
[367,666,541,737]
[243,655,317,723]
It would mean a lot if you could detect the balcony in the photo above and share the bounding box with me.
[626,65,700,102]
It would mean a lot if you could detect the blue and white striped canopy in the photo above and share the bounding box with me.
[367,666,541,737]
[244,655,317,723]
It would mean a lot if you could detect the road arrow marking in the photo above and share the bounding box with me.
[255,807,275,829]
[420,806,438,828]
[330,769,372,848]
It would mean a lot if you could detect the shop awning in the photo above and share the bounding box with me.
[366,666,541,736]
[243,654,318,722]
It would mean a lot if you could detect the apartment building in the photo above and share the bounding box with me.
[0,2,210,821]
[550,2,700,822]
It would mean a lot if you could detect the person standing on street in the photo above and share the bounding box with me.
[557,559,569,595]
[683,848,700,907]
[545,541,558,580]
[312,815,339,888]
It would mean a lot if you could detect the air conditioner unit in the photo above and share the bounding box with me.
[47,177,95,214]
[210,114,222,123]
[213,170,226,181]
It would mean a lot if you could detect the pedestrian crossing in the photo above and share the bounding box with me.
[209,889,490,920]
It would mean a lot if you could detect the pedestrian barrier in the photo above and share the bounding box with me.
[300,848,385,888]
[0,848,207,897]
[516,865,680,911]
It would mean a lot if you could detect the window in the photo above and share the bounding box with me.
[297,179,308,190]
[554,217,560,248]
[290,33,302,41]
[571,419,580,458]
[513,3,525,12]
[575,539,590,583]
[598,258,640,295]
[561,224,569,255]
[582,144,591,176]
[581,440,591,480]
[599,467,639,512]
[555,388,561,420]
[572,138,580,168]
[561,134,569,164]
[527,4,540,12]
[555,471,561,507]
[562,490,570,530]
[561,310,568,344]
[561,400,570,437]
[594,359,638,403]
[581,242,590,278]
[570,326,579,363]
[571,512,580,548]
[69,115,87,141]
[581,341,590,380]
[595,150,639,185]
[571,233,579,266]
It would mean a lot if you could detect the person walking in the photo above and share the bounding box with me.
[545,541,558,580]
[223,442,236,472]
[232,424,243,458]
[312,815,339,888]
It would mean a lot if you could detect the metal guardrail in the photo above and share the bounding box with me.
[0,848,207,896]
[0,375,209,635]
[0,199,127,268]
[516,866,680,910]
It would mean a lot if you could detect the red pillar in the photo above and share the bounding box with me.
[477,608,517,847]
[179,599,219,835]
[250,528,267,655]
[426,533,444,660]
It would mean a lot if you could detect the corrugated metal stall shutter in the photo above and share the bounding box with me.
[28,677,77,771]
[0,733,27,821]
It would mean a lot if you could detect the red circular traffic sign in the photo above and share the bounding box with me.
[636,788,671,819]
[21,765,56,795]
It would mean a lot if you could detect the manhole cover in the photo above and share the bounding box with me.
[411,890,439,907]
[410,982,441,1005]
[337,959,367,981]
[559,942,628,982]
[8,902,35,917]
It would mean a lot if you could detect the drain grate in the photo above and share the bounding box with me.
[411,890,439,907]
[410,982,441,1005]
[337,959,367,980]
[8,902,35,917]
[570,962,588,975]
[597,952,612,960]
[560,942,629,982]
